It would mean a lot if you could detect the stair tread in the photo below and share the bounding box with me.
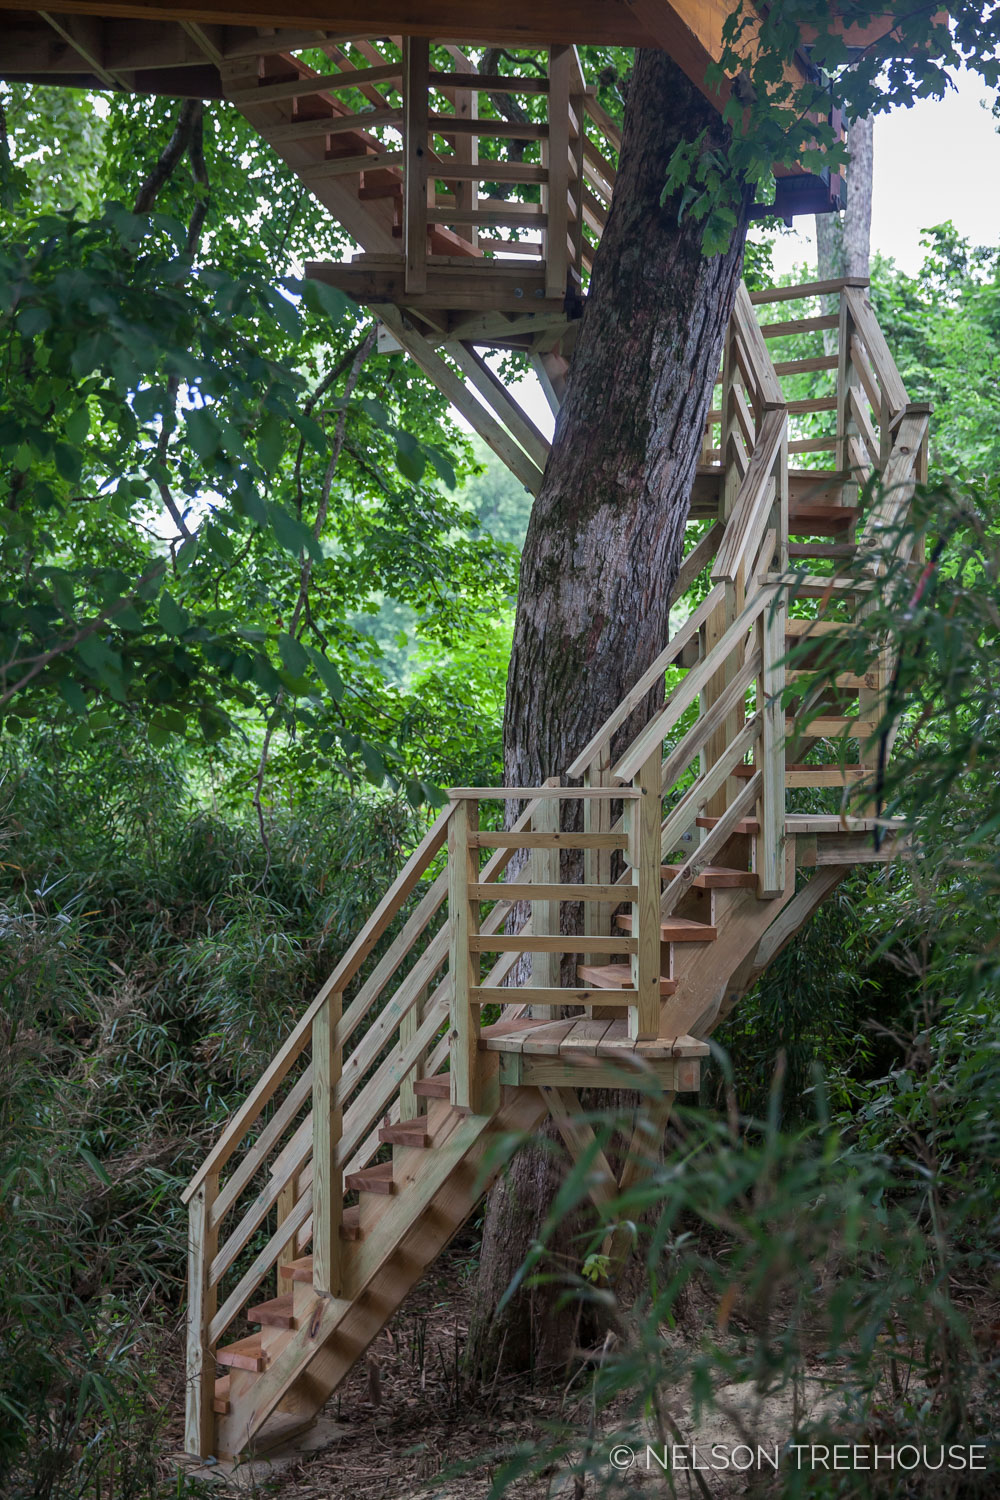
[345,1161,395,1195]
[695,815,761,834]
[214,1375,231,1415]
[341,1203,364,1240]
[379,1121,432,1147]
[616,913,718,942]
[413,1076,451,1098]
[577,963,677,994]
[246,1293,297,1329]
[279,1255,314,1283]
[661,863,755,889]
[217,1333,267,1372]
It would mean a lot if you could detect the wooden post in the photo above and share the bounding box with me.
[758,592,786,897]
[628,750,662,1041]
[836,289,861,508]
[543,45,571,301]
[583,742,614,966]
[184,1173,219,1457]
[448,797,480,1111]
[276,1168,300,1289]
[398,985,426,1120]
[531,794,561,1008]
[312,991,343,1296]
[403,37,430,295]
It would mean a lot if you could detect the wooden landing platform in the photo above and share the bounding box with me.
[479,1016,707,1092]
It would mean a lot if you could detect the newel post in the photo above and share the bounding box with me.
[627,750,662,1041]
[312,991,343,1296]
[184,1173,219,1457]
[448,797,480,1111]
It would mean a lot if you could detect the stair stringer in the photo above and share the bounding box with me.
[215,1082,549,1459]
[660,840,799,1038]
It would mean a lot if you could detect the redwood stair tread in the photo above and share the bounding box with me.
[695,815,761,834]
[660,863,756,888]
[615,913,718,942]
[378,1121,432,1147]
[788,502,859,534]
[246,1293,297,1329]
[345,1161,396,1194]
[341,1204,364,1240]
[413,1076,451,1099]
[576,962,677,994]
[279,1255,314,1283]
[216,1333,267,1372]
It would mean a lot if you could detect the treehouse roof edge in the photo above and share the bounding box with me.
[0,1,902,102]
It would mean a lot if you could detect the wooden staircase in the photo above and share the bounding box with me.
[180,268,925,1464]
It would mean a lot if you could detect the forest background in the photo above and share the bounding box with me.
[2,62,1000,1499]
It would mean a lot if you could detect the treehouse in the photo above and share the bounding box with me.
[1,0,931,1472]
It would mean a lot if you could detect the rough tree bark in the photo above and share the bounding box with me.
[465,48,752,1380]
[817,114,873,353]
[817,113,874,283]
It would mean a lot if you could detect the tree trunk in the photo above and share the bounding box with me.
[465,47,752,1381]
[817,114,873,348]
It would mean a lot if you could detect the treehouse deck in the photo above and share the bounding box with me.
[172,272,925,1467]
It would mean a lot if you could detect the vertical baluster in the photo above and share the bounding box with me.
[568,48,586,287]
[312,992,343,1296]
[184,1173,219,1457]
[584,742,613,966]
[531,795,561,1010]
[628,750,662,1041]
[544,45,571,301]
[403,37,430,295]
[448,797,480,1110]
[399,985,426,1121]
[276,1168,300,1290]
[837,288,862,507]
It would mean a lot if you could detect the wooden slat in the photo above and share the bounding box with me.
[448,797,479,1110]
[760,313,839,339]
[469,831,628,849]
[469,883,636,901]
[659,648,761,793]
[712,407,785,584]
[660,772,762,916]
[450,785,636,799]
[613,588,774,782]
[659,713,762,859]
[567,583,726,779]
[429,113,549,138]
[181,802,453,1204]
[469,935,636,953]
[427,206,548,228]
[428,71,550,93]
[749,276,868,304]
[262,107,403,143]
[844,286,909,415]
[629,749,662,1041]
[474,987,633,1004]
[302,150,403,178]
[311,993,342,1296]
[229,62,403,104]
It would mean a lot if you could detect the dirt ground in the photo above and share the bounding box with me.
[162,1221,917,1500]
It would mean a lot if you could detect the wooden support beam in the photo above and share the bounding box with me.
[443,341,551,473]
[530,795,562,1006]
[544,1086,619,1214]
[372,305,545,493]
[312,991,343,1296]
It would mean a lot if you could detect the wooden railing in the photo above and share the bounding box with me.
[182,276,924,1457]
